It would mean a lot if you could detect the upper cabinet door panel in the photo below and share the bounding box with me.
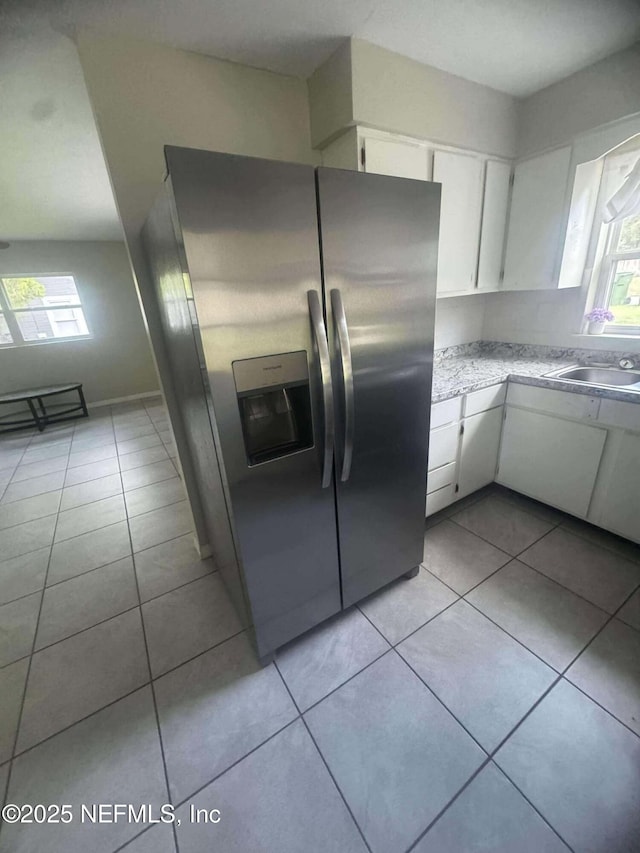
[363,136,430,180]
[477,160,511,291]
[433,150,484,294]
[502,146,572,291]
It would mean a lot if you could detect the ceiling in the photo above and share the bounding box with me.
[0,0,639,241]
[0,30,123,242]
[16,0,640,94]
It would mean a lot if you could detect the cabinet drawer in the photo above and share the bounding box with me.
[427,461,457,494]
[428,423,459,471]
[598,399,640,431]
[506,383,601,421]
[463,383,506,417]
[430,396,462,429]
[426,484,456,517]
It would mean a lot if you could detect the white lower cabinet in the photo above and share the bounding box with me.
[497,406,607,517]
[458,406,503,498]
[595,431,640,542]
[426,379,639,542]
[426,384,504,516]
[426,484,456,516]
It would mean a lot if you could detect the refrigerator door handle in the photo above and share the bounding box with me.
[330,288,355,482]
[308,290,334,488]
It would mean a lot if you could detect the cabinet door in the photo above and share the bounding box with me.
[597,431,640,543]
[477,160,511,290]
[502,146,572,290]
[458,406,503,498]
[363,136,430,180]
[497,407,606,517]
[433,150,484,294]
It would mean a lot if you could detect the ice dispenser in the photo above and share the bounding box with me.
[233,351,313,465]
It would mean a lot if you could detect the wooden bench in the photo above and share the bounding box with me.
[0,383,88,433]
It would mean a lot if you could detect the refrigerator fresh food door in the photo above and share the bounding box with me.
[317,167,440,607]
[165,147,341,658]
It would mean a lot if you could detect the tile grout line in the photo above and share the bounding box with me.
[450,484,640,566]
[7,627,248,764]
[447,512,562,565]
[0,496,63,534]
[0,565,221,671]
[404,758,493,853]
[0,414,78,845]
[5,442,72,488]
[287,646,397,721]
[3,425,639,849]
[556,519,640,565]
[358,587,463,654]
[113,420,182,853]
[415,498,640,846]
[486,760,578,853]
[356,607,491,757]
[444,501,635,622]
[272,659,375,853]
[0,427,40,495]
[0,537,217,657]
[0,482,189,561]
[438,578,640,850]
[422,535,595,676]
[165,716,302,816]
[394,643,576,850]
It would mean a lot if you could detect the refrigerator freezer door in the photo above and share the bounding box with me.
[165,147,341,658]
[317,167,440,607]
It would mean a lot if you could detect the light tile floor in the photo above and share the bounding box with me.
[1,400,639,852]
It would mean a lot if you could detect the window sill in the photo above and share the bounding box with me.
[573,333,640,342]
[0,335,93,349]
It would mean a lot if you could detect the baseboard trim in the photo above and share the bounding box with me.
[86,390,162,409]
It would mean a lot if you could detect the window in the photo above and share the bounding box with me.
[588,144,640,335]
[0,275,90,346]
[597,213,640,332]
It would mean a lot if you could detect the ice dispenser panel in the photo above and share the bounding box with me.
[233,351,313,465]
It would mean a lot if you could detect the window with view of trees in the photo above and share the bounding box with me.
[0,275,90,346]
[590,144,640,335]
[596,213,640,331]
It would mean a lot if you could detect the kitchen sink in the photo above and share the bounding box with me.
[548,366,640,389]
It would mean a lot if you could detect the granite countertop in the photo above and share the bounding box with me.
[432,343,640,405]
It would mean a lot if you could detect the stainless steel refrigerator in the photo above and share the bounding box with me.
[143,147,440,663]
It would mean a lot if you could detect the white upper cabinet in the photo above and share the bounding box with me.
[477,160,511,291]
[502,146,572,290]
[362,136,431,180]
[321,128,512,297]
[432,150,484,294]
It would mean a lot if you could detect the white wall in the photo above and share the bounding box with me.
[307,41,353,149]
[76,34,315,241]
[0,241,158,402]
[434,296,486,350]
[481,289,581,348]
[350,40,518,159]
[309,39,518,158]
[76,33,319,549]
[484,44,640,349]
[517,43,640,158]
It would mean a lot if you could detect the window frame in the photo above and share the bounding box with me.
[593,217,640,336]
[0,274,92,348]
